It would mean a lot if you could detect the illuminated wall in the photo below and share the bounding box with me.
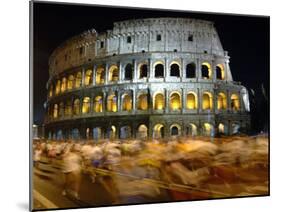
[154,93,165,110]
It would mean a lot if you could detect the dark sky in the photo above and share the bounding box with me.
[33,2,269,125]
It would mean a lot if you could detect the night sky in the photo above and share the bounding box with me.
[33,2,269,128]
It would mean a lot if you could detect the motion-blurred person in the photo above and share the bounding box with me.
[61,146,82,199]
[33,144,42,168]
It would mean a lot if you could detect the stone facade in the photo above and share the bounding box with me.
[44,18,250,140]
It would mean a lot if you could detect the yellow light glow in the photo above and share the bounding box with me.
[67,75,74,90]
[122,94,132,111]
[137,94,148,110]
[202,62,212,78]
[186,92,197,109]
[82,97,90,114]
[96,67,105,85]
[109,65,119,82]
[154,93,165,110]
[75,72,82,88]
[84,70,93,86]
[55,80,61,95]
[231,94,240,110]
[61,77,67,92]
[94,96,103,112]
[216,64,225,80]
[202,92,213,110]
[217,92,227,110]
[107,95,117,112]
[218,123,225,134]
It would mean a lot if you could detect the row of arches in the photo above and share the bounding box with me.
[49,62,226,97]
[48,122,241,140]
[49,91,240,119]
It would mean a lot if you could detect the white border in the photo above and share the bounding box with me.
[1,0,280,211]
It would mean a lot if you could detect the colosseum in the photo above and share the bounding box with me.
[44,17,251,140]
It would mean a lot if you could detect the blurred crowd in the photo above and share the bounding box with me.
[33,135,269,204]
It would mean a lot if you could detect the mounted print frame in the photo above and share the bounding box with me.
[30,0,269,211]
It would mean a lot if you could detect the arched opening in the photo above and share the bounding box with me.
[75,72,82,88]
[203,123,214,136]
[137,124,148,139]
[154,93,165,110]
[137,93,148,110]
[82,97,90,114]
[170,92,181,111]
[231,94,240,111]
[231,123,240,134]
[217,92,227,110]
[120,126,131,139]
[86,128,90,139]
[139,64,148,79]
[94,96,103,112]
[153,124,164,138]
[55,80,61,95]
[73,99,80,115]
[61,77,67,92]
[186,63,196,78]
[93,127,102,140]
[124,63,133,80]
[170,124,181,136]
[186,123,197,136]
[107,125,116,139]
[107,94,117,112]
[71,128,80,140]
[49,85,53,97]
[186,92,197,109]
[216,64,225,80]
[154,63,164,78]
[109,65,119,82]
[65,100,72,116]
[58,102,64,118]
[96,67,105,85]
[201,62,211,79]
[53,104,58,118]
[202,92,213,110]
[84,69,93,86]
[122,93,132,111]
[57,130,63,140]
[218,123,225,134]
[67,75,74,90]
[170,63,180,77]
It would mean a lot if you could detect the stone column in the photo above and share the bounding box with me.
[181,58,184,81]
[165,89,169,113]
[149,59,153,79]
[82,67,85,87]
[165,58,169,81]
[105,63,109,85]
[197,58,201,80]
[182,88,186,112]
[119,62,122,82]
[212,60,216,82]
[133,59,137,82]
[132,88,136,111]
[92,64,96,86]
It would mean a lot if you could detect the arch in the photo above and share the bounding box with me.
[107,94,117,112]
[107,125,116,139]
[170,62,180,77]
[170,124,181,136]
[57,130,64,140]
[82,97,90,114]
[96,66,105,85]
[218,123,226,134]
[122,93,133,111]
[84,69,93,86]
[202,92,213,110]
[75,72,82,88]
[93,127,102,140]
[120,126,131,139]
[137,124,148,139]
[216,64,225,80]
[65,100,72,116]
[186,92,198,109]
[154,93,165,110]
[55,80,61,95]
[186,62,196,78]
[71,128,80,140]
[49,85,53,97]
[139,63,148,79]
[186,123,197,136]
[231,94,240,111]
[94,95,103,112]
[53,104,58,118]
[153,124,165,138]
[124,63,133,80]
[154,62,164,78]
[73,98,80,115]
[58,102,64,118]
[137,93,148,110]
[217,92,227,110]
[203,123,214,136]
[108,65,119,82]
[67,75,74,90]
[231,122,240,134]
[201,62,212,79]
[61,77,67,92]
[169,92,181,111]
